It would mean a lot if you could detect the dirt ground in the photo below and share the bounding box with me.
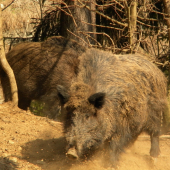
[0,102,170,170]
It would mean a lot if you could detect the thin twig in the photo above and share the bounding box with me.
[55,5,75,21]
[61,1,78,28]
[78,31,115,51]
[137,20,159,28]
[67,29,91,47]
[80,32,102,47]
[81,20,124,31]
[2,0,15,11]
[77,0,127,27]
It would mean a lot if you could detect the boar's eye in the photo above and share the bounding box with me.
[86,111,97,119]
[86,115,90,119]
[94,111,97,117]
[66,106,75,112]
[85,112,92,119]
[57,85,70,104]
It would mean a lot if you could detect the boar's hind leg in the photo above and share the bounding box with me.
[18,91,31,110]
[150,131,160,157]
[18,98,31,110]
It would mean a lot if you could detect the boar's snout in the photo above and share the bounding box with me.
[66,147,78,160]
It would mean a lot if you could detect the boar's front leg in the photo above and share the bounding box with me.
[108,140,122,169]
[150,132,160,157]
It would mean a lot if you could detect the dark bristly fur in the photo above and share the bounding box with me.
[1,36,86,118]
[57,48,168,168]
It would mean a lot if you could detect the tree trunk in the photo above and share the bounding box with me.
[0,6,18,106]
[60,0,96,46]
[129,0,137,53]
[124,0,137,53]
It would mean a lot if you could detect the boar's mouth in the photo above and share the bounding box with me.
[67,136,104,159]
[66,147,79,160]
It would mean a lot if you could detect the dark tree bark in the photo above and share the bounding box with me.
[60,0,96,46]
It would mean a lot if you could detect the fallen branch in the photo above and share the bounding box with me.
[2,0,15,11]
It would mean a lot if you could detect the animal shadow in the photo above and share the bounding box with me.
[21,137,79,170]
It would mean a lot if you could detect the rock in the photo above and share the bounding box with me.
[8,140,14,144]
[3,153,11,157]
[18,146,22,151]
[36,159,45,165]
[9,157,18,163]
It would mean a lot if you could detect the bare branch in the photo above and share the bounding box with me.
[77,0,127,27]
[78,31,115,51]
[2,0,15,11]
[67,29,91,47]
[80,32,102,48]
[137,20,159,28]
[81,20,124,31]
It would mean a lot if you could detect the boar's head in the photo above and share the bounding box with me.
[57,83,106,159]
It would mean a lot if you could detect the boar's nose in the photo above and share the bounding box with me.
[66,147,78,160]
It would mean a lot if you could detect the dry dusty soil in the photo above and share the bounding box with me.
[0,102,170,170]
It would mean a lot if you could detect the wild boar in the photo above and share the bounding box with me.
[1,36,86,119]
[57,48,169,167]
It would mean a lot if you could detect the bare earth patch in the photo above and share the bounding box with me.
[0,102,169,170]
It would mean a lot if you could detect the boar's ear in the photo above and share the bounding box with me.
[57,85,70,104]
[88,92,105,109]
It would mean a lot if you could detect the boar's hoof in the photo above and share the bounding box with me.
[66,147,78,160]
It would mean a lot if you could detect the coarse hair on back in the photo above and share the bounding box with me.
[69,48,168,139]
